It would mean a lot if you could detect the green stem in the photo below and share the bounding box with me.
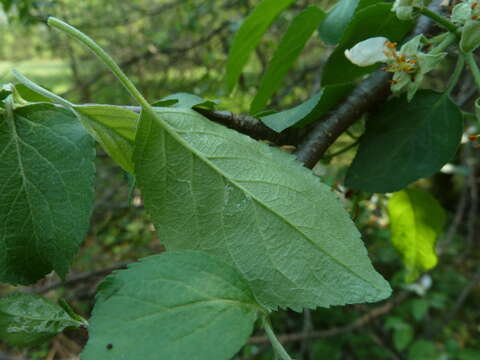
[47,17,151,110]
[264,318,293,360]
[446,56,465,95]
[464,52,480,91]
[418,7,458,34]
[430,33,457,55]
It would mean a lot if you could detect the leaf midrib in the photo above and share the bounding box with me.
[148,108,384,292]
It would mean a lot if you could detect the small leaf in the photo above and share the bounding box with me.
[408,340,438,360]
[321,3,413,85]
[393,323,414,351]
[74,105,138,173]
[134,107,391,311]
[250,6,326,114]
[224,0,296,93]
[319,0,379,45]
[260,83,354,132]
[345,91,463,193]
[81,250,261,360]
[153,92,219,110]
[388,189,446,282]
[0,103,95,285]
[0,293,85,346]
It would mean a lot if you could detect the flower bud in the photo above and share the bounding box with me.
[460,20,480,52]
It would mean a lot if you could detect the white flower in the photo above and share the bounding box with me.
[344,35,446,101]
[344,37,389,67]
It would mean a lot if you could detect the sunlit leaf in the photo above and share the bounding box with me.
[388,189,446,282]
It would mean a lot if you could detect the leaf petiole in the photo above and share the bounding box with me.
[263,317,294,360]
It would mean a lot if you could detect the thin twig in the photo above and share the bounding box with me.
[26,262,130,294]
[248,292,408,345]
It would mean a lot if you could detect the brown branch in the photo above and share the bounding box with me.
[248,292,408,345]
[27,262,130,294]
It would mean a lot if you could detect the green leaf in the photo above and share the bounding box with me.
[250,6,326,114]
[153,92,219,110]
[408,340,438,360]
[260,83,354,132]
[321,3,413,85]
[81,250,261,360]
[224,0,296,93]
[410,299,429,321]
[319,0,379,45]
[134,107,391,311]
[345,91,463,193]
[0,292,85,346]
[388,189,446,282]
[73,105,138,173]
[393,323,414,351]
[0,103,95,285]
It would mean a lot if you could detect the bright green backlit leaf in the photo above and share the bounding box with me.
[260,83,353,132]
[321,3,413,85]
[345,91,463,193]
[74,105,137,173]
[0,292,85,346]
[134,107,391,311]
[388,189,446,282]
[250,6,326,114]
[0,103,95,285]
[82,250,261,360]
[224,0,296,93]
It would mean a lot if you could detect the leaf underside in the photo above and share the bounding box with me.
[134,107,391,311]
[0,292,83,346]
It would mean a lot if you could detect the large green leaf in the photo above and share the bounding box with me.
[82,250,261,360]
[321,3,413,85]
[0,103,95,285]
[345,91,463,193]
[74,105,137,173]
[260,83,354,132]
[250,6,326,114]
[319,0,379,45]
[388,189,445,282]
[0,292,86,346]
[224,0,296,93]
[134,107,391,311]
